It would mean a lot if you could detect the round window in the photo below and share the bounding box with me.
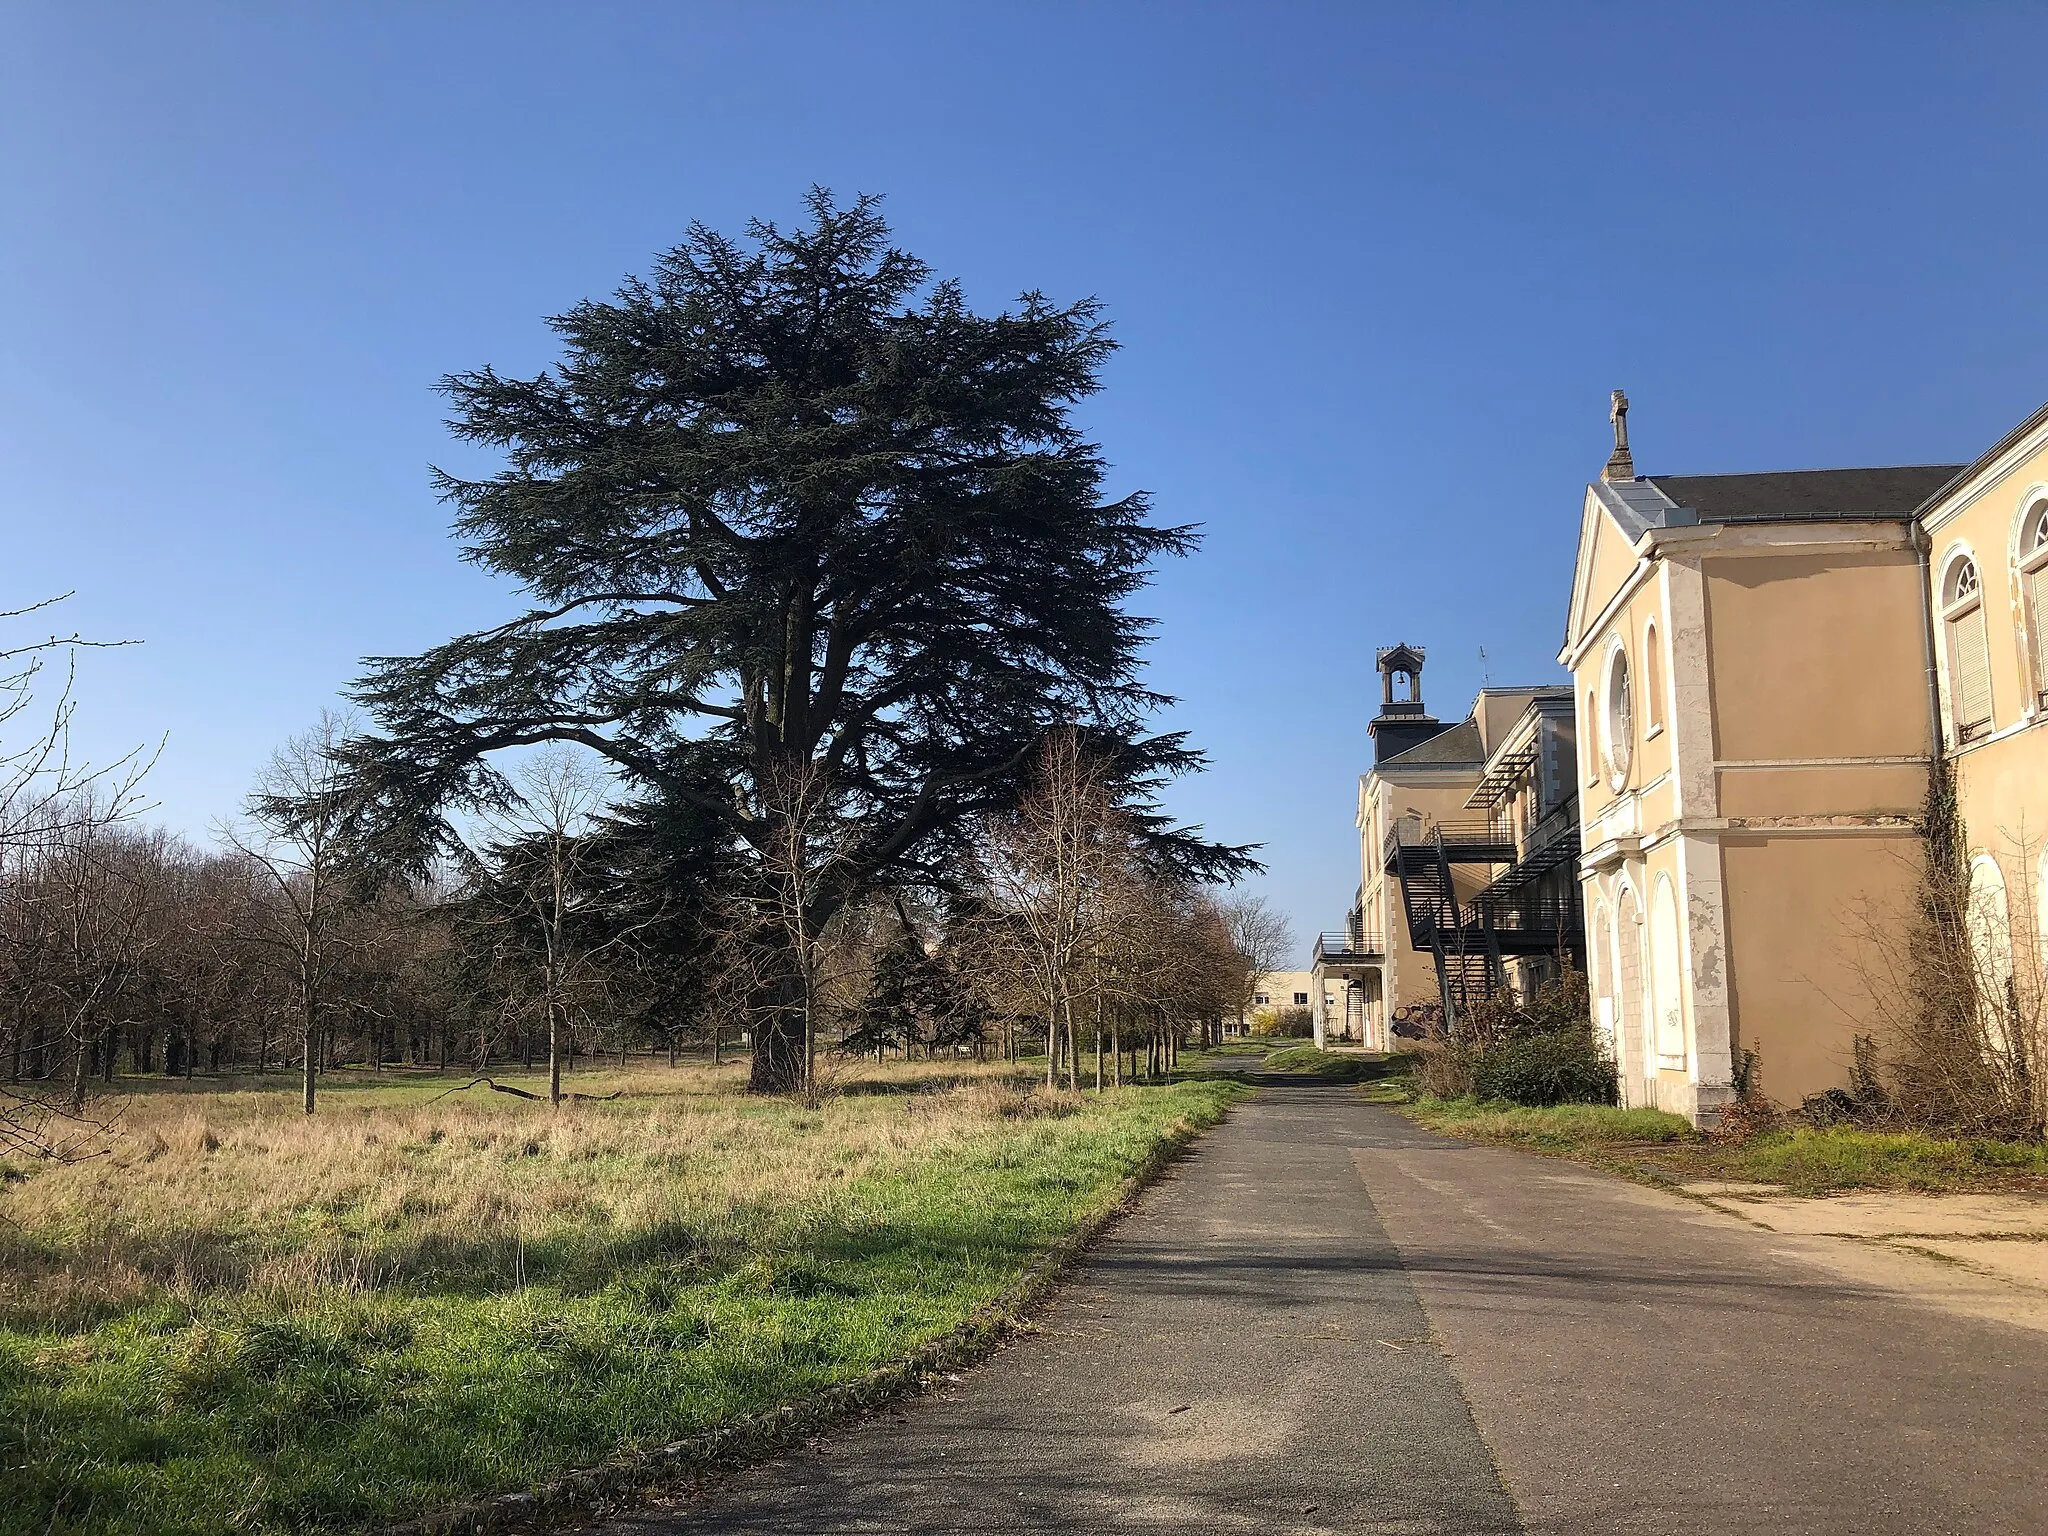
[1605,645,1634,786]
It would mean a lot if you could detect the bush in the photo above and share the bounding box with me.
[1414,966,1616,1108]
[1413,1042,1476,1099]
[1470,1028,1617,1108]
[1250,1005,1314,1039]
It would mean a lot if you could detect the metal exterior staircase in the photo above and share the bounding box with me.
[1387,824,1506,1027]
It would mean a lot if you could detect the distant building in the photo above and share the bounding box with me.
[1239,969,1315,1034]
[1311,649,1585,1050]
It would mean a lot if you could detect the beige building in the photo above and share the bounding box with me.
[1315,394,2048,1121]
[1239,969,1315,1035]
[1918,402,2048,984]
[1313,650,1584,1050]
[1564,393,1961,1118]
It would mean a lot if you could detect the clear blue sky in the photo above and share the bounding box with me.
[6,3,2048,952]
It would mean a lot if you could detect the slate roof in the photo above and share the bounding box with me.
[1647,466,1965,523]
[1379,717,1483,768]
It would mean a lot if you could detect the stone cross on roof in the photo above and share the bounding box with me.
[1603,389,1635,482]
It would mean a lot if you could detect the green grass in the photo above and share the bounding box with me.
[1390,1091,2048,1195]
[1401,1095,1696,1148]
[1725,1127,2048,1194]
[0,1068,1240,1535]
[1253,1047,1385,1083]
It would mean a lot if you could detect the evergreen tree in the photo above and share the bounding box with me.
[335,191,1242,1091]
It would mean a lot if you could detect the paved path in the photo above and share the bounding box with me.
[600,1081,2048,1534]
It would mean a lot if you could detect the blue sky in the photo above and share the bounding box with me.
[5,3,2048,951]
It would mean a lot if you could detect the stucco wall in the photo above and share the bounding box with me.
[1575,569,1679,832]
[1360,771,1484,1029]
[1720,831,1922,1105]
[1579,500,1643,640]
[1704,550,1928,763]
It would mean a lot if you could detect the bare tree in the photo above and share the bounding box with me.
[460,747,617,1105]
[0,597,154,1158]
[967,731,1128,1090]
[703,756,871,1102]
[221,711,360,1116]
[1217,895,1297,1043]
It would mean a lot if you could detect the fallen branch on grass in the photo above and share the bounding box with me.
[420,1078,624,1106]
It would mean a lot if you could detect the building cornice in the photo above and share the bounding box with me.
[1918,399,2048,534]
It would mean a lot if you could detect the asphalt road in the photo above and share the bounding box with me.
[599,1077,2048,1534]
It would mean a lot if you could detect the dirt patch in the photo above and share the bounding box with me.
[1681,1183,2048,1334]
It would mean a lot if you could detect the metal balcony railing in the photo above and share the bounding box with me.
[1313,930,1385,964]
[1382,818,1517,869]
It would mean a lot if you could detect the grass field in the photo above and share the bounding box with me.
[1390,1091,2048,1195]
[0,1059,1240,1535]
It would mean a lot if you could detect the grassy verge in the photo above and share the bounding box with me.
[1387,1087,2048,1195]
[1253,1047,1385,1083]
[0,1061,1240,1535]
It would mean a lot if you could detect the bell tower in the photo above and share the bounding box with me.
[1369,643,1447,763]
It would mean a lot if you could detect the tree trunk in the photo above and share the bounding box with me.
[548,999,563,1107]
[747,969,806,1094]
[301,1004,317,1116]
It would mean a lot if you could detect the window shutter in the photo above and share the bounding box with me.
[2027,564,2048,704]
[1950,605,1993,739]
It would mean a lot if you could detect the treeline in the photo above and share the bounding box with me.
[0,725,1279,1124]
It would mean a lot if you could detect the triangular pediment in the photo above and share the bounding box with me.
[1563,480,1676,659]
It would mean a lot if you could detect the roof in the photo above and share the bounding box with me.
[1915,399,2048,518]
[1379,717,1483,768]
[1646,466,1964,523]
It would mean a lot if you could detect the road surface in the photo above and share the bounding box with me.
[597,1076,2048,1534]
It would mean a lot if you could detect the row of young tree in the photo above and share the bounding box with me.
[0,714,1276,1144]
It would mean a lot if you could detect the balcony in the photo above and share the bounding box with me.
[1468,891,1583,958]
[1381,818,1517,871]
[1313,930,1385,966]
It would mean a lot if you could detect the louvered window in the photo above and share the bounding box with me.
[1944,557,1992,743]
[2023,505,2048,709]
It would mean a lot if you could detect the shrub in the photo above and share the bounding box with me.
[1250,1005,1314,1039]
[1413,1042,1476,1099]
[1433,965,1616,1108]
[1470,1028,1617,1108]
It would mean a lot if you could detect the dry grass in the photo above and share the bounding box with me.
[0,1060,1076,1330]
[0,1058,1235,1535]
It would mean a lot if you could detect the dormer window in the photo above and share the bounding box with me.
[1943,554,1993,744]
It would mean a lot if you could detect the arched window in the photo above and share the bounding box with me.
[1603,643,1633,788]
[2020,501,2048,710]
[1649,876,1686,1063]
[1943,554,1993,744]
[1643,620,1665,736]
